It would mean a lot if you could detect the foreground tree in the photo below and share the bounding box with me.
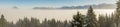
[71,11,84,27]
[0,14,7,27]
[115,0,120,27]
[85,6,98,27]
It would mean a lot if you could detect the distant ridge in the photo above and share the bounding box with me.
[33,3,116,9]
[59,3,116,9]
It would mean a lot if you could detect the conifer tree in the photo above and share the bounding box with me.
[71,11,84,27]
[41,18,48,27]
[31,17,40,27]
[0,14,7,27]
[86,6,98,27]
[64,20,68,27]
[48,18,57,27]
[98,14,105,27]
[16,19,23,27]
[115,0,120,27]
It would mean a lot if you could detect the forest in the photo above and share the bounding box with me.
[1,0,120,27]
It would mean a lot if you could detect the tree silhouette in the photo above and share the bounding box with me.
[115,0,120,27]
[0,14,7,27]
[71,11,84,27]
[98,14,105,27]
[30,17,40,27]
[85,6,98,27]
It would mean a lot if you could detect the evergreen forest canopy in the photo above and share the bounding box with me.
[1,0,120,27]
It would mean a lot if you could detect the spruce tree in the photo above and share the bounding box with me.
[71,11,84,27]
[41,18,48,27]
[64,20,68,27]
[115,0,120,27]
[0,14,7,27]
[86,6,98,27]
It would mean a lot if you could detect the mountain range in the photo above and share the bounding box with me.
[33,3,116,9]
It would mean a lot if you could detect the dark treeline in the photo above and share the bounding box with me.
[0,14,71,27]
[1,0,120,27]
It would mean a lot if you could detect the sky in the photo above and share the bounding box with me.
[0,0,117,8]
